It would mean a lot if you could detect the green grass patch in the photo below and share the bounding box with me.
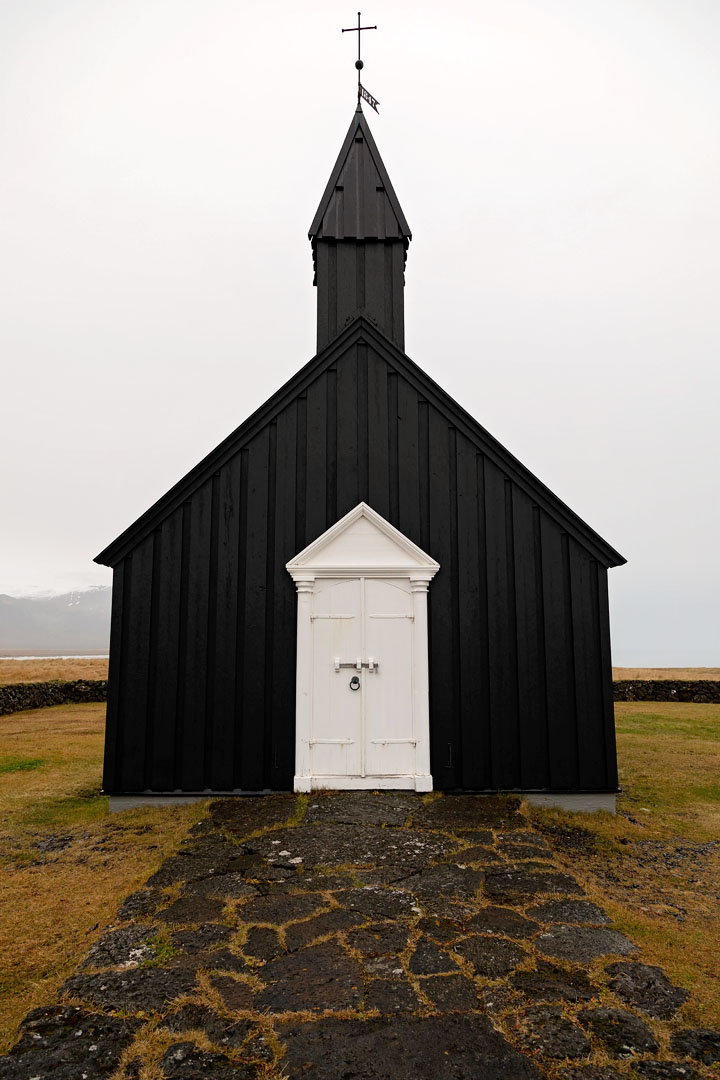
[0,756,44,775]
[685,779,720,802]
[290,792,308,824]
[142,930,177,969]
[615,704,720,741]
[612,702,720,838]
[21,794,109,829]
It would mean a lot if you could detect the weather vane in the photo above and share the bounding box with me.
[342,11,379,113]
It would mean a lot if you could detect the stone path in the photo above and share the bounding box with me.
[1,793,718,1079]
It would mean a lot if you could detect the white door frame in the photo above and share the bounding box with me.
[286,503,440,793]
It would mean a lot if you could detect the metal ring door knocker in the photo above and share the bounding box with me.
[349,675,361,691]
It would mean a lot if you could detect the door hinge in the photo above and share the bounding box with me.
[309,738,355,747]
[370,739,417,746]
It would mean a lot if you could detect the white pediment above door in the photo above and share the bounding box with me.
[286,502,440,579]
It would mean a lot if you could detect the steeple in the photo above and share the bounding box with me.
[309,106,411,351]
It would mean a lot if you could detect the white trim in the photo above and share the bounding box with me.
[295,774,433,791]
[291,566,437,580]
[288,504,439,794]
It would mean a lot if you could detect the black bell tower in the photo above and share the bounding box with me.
[309,106,412,351]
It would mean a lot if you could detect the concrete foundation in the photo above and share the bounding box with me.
[525,793,616,814]
[109,795,213,813]
[109,791,617,815]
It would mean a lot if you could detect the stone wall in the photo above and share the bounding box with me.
[612,680,720,704]
[1,678,718,717]
[0,679,108,717]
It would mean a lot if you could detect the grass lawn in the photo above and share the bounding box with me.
[529,701,720,1030]
[0,699,718,1055]
[0,703,207,1052]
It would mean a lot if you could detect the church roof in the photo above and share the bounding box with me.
[95,315,625,569]
[309,106,411,245]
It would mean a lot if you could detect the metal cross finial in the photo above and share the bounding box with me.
[342,11,377,102]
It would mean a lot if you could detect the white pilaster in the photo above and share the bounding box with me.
[410,576,433,790]
[292,576,315,792]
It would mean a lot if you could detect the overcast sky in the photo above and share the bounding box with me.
[1,0,718,665]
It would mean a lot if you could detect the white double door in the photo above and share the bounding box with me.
[310,576,416,781]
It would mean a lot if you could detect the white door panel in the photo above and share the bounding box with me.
[311,579,362,776]
[364,579,415,776]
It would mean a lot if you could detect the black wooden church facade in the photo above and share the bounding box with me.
[96,107,625,796]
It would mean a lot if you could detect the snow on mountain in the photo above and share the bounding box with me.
[0,586,112,655]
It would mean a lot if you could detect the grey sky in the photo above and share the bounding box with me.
[1,0,718,665]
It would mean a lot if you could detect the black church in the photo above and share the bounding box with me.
[96,105,625,801]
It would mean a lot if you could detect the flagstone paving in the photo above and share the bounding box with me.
[1,792,718,1079]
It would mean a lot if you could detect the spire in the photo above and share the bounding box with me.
[310,108,411,248]
[310,108,411,351]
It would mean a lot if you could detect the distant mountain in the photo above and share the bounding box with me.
[0,587,112,655]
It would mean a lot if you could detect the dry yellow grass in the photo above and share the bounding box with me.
[0,657,109,685]
[612,667,720,681]
[2,659,715,685]
[0,702,208,1052]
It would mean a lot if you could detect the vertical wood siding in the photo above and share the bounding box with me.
[316,241,406,351]
[104,340,617,794]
